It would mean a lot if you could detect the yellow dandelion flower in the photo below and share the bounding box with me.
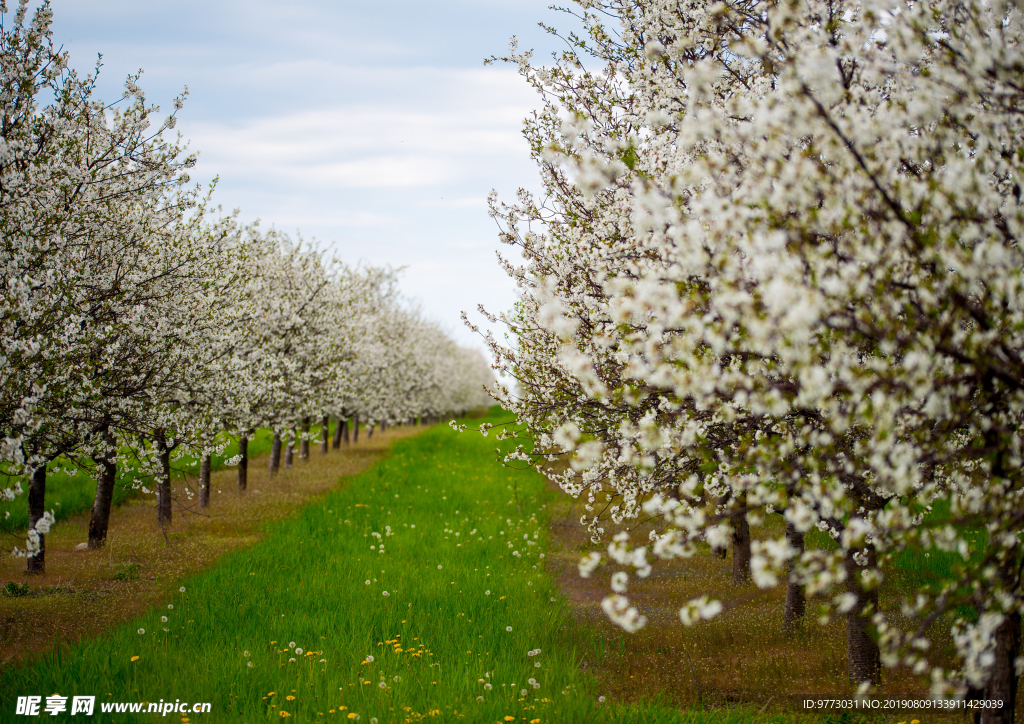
[504,717,515,722]
[279,712,290,718]
[130,656,140,662]
[286,695,296,701]
[268,692,276,697]
[347,714,358,720]
[530,720,541,723]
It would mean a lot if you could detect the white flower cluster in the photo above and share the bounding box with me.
[482,0,1024,702]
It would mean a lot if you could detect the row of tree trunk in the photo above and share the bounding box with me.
[27,412,421,572]
[722,497,1017,721]
[718,494,876,684]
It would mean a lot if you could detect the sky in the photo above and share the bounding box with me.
[47,0,574,354]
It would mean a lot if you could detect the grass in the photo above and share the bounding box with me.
[0,422,424,670]
[0,410,816,724]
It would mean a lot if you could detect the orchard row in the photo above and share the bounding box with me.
[480,0,1024,716]
[0,5,493,569]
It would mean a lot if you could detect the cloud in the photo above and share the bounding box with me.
[180,67,535,191]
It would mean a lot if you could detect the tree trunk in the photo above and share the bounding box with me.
[300,417,310,460]
[89,428,117,549]
[321,415,329,454]
[353,414,359,442]
[269,432,281,476]
[199,454,211,508]
[731,494,751,585]
[284,437,294,468]
[845,545,881,686]
[238,435,248,491]
[381,420,387,432]
[26,464,46,574]
[157,436,172,525]
[367,424,374,439]
[712,492,730,559]
[342,419,350,445]
[980,440,1021,724]
[333,418,343,449]
[784,520,806,631]
[979,610,1021,724]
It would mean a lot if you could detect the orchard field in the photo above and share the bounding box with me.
[2,410,993,723]
[3,0,1024,721]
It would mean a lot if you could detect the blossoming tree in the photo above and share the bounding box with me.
[484,0,1024,716]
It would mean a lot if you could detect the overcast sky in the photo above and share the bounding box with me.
[48,0,573,353]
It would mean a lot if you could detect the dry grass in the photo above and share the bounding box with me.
[0,424,427,670]
[542,481,1004,722]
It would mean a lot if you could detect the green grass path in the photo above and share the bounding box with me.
[1,412,791,724]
